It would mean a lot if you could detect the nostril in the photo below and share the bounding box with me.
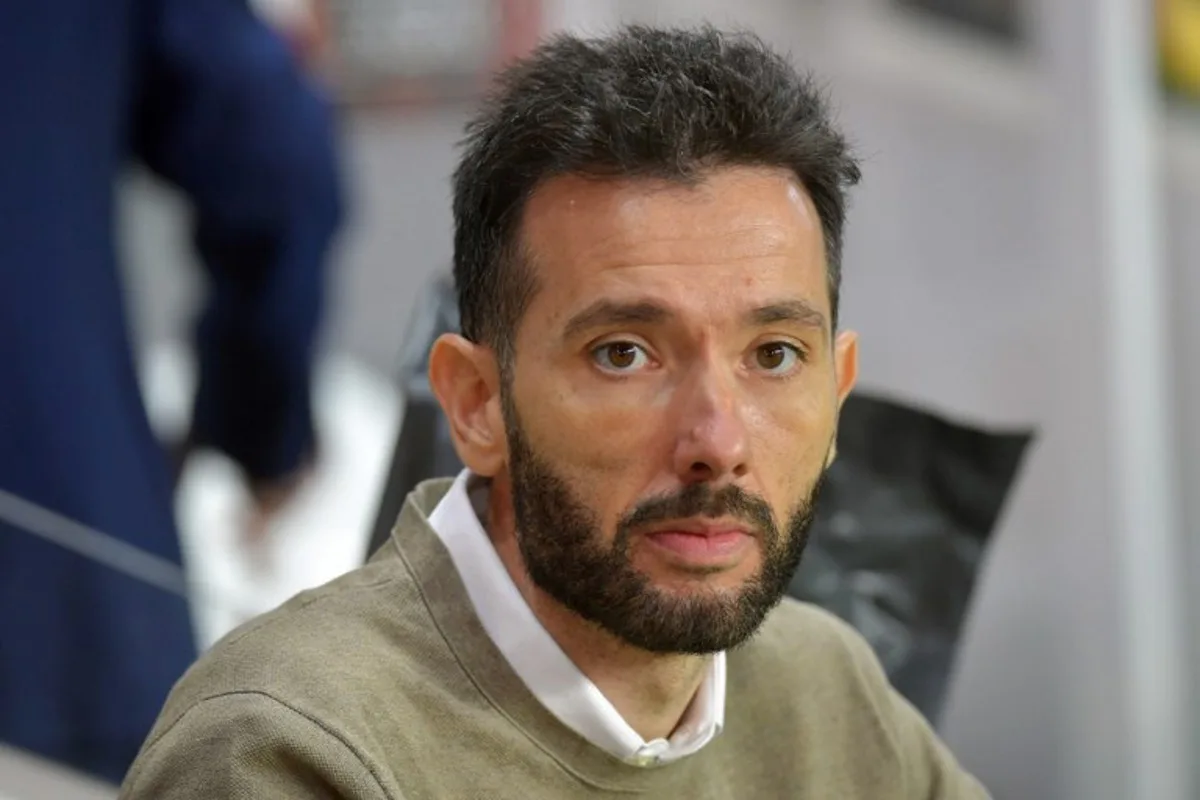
[685,461,748,480]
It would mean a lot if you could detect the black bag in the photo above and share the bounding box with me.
[368,274,463,550]
[366,274,1033,724]
[791,394,1032,723]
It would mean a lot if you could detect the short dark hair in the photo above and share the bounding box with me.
[452,24,861,363]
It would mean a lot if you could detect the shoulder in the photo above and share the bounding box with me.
[121,691,390,798]
[150,550,443,748]
[124,554,432,796]
[730,599,903,746]
[745,596,881,673]
[730,598,992,799]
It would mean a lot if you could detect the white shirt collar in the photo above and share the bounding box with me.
[427,469,726,766]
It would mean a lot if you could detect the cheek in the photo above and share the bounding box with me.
[559,381,672,460]
[516,393,653,538]
[538,381,670,473]
[743,387,836,483]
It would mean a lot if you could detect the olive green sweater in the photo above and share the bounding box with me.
[120,479,989,799]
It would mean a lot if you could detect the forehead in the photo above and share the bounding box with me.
[517,167,830,329]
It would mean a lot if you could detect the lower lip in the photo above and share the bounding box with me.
[644,530,753,566]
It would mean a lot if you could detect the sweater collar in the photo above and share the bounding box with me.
[390,478,728,792]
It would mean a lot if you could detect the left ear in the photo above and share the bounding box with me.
[826,329,859,467]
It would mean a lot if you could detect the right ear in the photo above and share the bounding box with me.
[427,333,507,477]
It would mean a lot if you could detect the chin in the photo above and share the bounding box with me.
[647,572,758,597]
[636,550,764,588]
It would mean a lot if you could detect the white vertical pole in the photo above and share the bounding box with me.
[1035,0,1190,795]
[1091,1,1190,798]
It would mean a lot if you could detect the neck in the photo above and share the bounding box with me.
[485,477,710,742]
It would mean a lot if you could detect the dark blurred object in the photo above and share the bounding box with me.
[893,0,1023,42]
[369,275,465,543]
[792,395,1033,724]
[365,275,1033,726]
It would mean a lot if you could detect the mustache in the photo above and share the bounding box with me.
[618,483,777,539]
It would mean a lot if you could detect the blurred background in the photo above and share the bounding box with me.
[4,0,1200,797]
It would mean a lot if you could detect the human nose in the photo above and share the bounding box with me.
[670,361,751,485]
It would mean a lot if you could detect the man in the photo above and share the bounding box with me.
[0,0,342,784]
[121,25,988,798]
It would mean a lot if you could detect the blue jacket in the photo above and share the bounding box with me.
[0,0,344,783]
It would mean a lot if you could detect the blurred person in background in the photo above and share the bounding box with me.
[0,0,344,785]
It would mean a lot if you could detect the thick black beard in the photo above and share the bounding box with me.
[502,393,826,655]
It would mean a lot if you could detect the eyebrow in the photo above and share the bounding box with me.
[560,297,829,341]
[561,300,669,341]
[746,300,828,332]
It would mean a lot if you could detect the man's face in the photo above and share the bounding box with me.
[498,166,857,654]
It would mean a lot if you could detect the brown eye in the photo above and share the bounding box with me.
[755,342,801,373]
[593,341,647,372]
